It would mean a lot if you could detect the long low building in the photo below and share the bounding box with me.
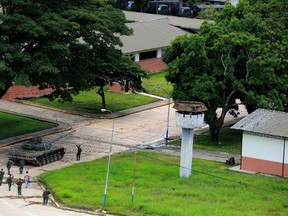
[120,11,207,72]
[120,18,191,61]
[110,11,205,92]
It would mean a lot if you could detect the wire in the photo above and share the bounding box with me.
[135,153,288,197]
[43,133,288,197]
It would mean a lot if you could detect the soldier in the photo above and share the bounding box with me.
[17,178,23,195]
[7,174,14,191]
[42,187,51,205]
[76,145,82,161]
[6,159,12,175]
[0,168,4,186]
[19,160,25,174]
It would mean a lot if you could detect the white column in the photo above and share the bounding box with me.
[156,49,162,58]
[180,128,194,178]
[134,53,140,62]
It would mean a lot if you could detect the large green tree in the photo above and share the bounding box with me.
[164,0,288,142]
[0,0,146,107]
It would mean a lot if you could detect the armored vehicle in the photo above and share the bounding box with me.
[8,137,66,166]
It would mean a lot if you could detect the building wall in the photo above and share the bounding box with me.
[241,133,287,177]
[108,57,167,93]
[284,138,288,177]
[1,85,53,100]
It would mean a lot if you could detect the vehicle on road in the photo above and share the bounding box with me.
[157,4,171,15]
[146,0,179,15]
[8,137,66,166]
[126,1,135,10]
[178,6,193,17]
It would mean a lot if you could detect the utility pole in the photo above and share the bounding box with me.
[101,109,115,207]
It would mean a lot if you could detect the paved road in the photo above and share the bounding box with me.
[0,99,182,216]
[0,99,247,216]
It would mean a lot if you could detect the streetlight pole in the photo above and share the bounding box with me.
[165,97,171,146]
[155,85,172,146]
[101,108,115,207]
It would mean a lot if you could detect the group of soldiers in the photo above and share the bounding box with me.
[0,159,31,196]
[0,159,51,205]
[0,145,83,205]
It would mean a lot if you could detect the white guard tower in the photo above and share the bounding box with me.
[173,101,207,178]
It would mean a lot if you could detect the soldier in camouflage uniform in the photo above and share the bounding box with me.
[17,178,23,195]
[43,187,51,205]
[7,174,14,191]
[6,159,12,175]
[0,168,4,185]
[19,160,25,174]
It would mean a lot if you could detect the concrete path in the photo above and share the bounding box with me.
[0,98,247,216]
[146,144,240,163]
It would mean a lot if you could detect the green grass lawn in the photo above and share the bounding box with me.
[0,112,56,140]
[142,71,173,98]
[170,127,242,154]
[30,87,158,114]
[39,151,288,216]
[29,72,171,114]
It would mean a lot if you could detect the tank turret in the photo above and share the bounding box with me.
[8,136,66,166]
[21,137,52,151]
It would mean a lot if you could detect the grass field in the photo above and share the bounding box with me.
[0,112,56,140]
[30,87,158,114]
[29,72,171,114]
[170,127,242,154]
[39,151,288,216]
[142,71,172,98]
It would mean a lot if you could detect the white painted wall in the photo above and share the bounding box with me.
[284,139,288,164]
[242,133,284,163]
[175,112,205,129]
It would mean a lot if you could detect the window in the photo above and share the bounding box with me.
[139,51,157,60]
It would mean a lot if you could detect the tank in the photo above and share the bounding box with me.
[8,137,66,166]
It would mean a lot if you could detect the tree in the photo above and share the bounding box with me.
[164,0,288,143]
[134,0,148,12]
[196,7,217,20]
[0,0,147,107]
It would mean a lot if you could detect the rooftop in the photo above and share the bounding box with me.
[119,18,191,54]
[124,11,208,32]
[231,109,288,138]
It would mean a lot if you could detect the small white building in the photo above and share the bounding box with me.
[231,109,288,178]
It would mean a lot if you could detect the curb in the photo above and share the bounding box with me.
[13,98,171,119]
[13,99,99,119]
[34,177,113,216]
[0,126,73,148]
[107,99,172,118]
